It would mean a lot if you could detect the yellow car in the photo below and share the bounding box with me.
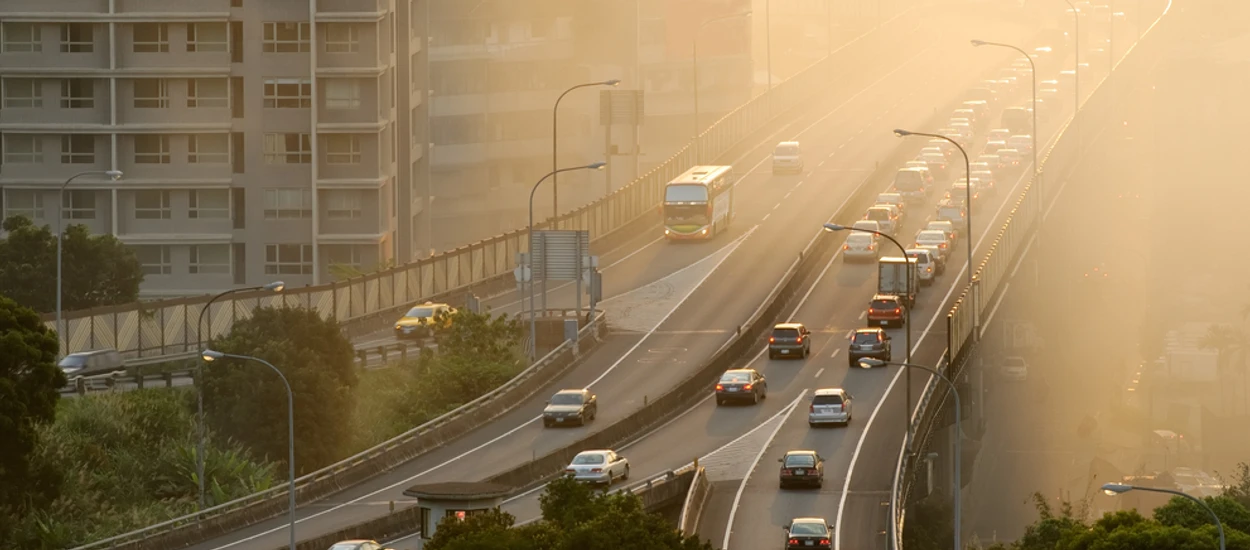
[393,302,455,339]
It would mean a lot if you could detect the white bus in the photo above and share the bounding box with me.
[662,165,736,241]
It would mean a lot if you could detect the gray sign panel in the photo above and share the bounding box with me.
[530,230,590,281]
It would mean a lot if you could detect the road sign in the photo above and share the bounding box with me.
[530,230,590,281]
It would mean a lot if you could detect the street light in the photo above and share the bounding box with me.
[824,222,914,442]
[55,169,123,354]
[201,349,296,550]
[1063,0,1082,147]
[971,39,1041,224]
[193,280,285,511]
[552,79,620,217]
[858,357,962,550]
[527,162,607,360]
[693,10,752,163]
[1102,483,1225,550]
[893,129,973,289]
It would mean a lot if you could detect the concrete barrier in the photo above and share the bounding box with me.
[274,506,422,550]
[678,466,711,537]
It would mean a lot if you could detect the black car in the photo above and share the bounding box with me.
[543,389,597,427]
[715,369,767,406]
[778,450,825,489]
[847,328,891,368]
[768,323,811,359]
[783,518,833,549]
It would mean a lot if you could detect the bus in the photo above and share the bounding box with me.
[662,165,736,240]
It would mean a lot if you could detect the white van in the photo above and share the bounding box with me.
[772,141,803,174]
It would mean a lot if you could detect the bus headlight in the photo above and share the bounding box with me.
[664,228,671,235]
[701,228,709,235]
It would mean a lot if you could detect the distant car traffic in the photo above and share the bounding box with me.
[769,323,812,359]
[808,388,852,427]
[394,302,455,339]
[866,295,906,329]
[715,369,768,405]
[565,449,630,486]
[784,518,834,550]
[778,450,826,488]
[543,389,598,427]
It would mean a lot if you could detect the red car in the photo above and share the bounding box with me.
[866,294,906,328]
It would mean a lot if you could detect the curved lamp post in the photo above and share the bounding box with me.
[193,280,285,511]
[552,79,619,217]
[893,129,973,290]
[824,222,915,442]
[528,162,607,360]
[55,169,123,354]
[859,357,962,550]
[1063,0,1082,146]
[972,39,1043,233]
[201,349,296,550]
[1102,483,1226,550]
[693,10,752,163]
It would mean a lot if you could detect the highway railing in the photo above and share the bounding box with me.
[890,1,1176,546]
[76,310,606,550]
[678,465,711,537]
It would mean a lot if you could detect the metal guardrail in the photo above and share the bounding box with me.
[678,465,711,536]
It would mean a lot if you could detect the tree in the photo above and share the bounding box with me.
[433,308,525,365]
[0,215,142,313]
[0,296,65,514]
[203,306,358,472]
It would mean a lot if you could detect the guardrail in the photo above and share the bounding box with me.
[678,465,711,537]
[77,310,606,550]
[890,1,1176,546]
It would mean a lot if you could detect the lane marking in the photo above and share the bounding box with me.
[815,368,826,378]
[831,349,841,359]
[858,310,867,320]
[784,191,793,199]
[763,213,771,222]
[722,391,808,550]
[773,203,781,210]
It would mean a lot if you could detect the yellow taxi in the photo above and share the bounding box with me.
[393,302,455,339]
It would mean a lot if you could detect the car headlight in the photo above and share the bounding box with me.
[395,324,402,330]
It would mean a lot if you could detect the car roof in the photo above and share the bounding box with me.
[871,294,900,301]
[905,248,932,258]
[65,349,119,357]
[927,220,953,226]
[412,302,450,308]
[813,388,847,396]
[784,449,819,456]
[575,449,612,455]
[792,517,829,524]
[724,369,756,375]
[853,327,884,335]
[918,229,946,236]
[554,389,585,395]
[774,322,804,329]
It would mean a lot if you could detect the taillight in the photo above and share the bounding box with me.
[820,539,831,545]
[810,404,816,412]
[789,539,799,546]
[893,308,901,314]
[715,384,724,391]
[781,468,791,475]
[868,244,875,250]
[591,468,603,473]
[843,244,849,250]
[743,384,753,391]
[940,242,947,249]
[769,336,775,343]
[795,337,803,344]
[566,468,576,474]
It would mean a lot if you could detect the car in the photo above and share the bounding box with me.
[914,229,951,260]
[1057,69,1076,91]
[848,328,891,365]
[328,540,394,550]
[947,117,972,129]
[976,153,1006,172]
[784,518,834,550]
[808,388,853,427]
[927,137,955,157]
[543,389,598,427]
[394,301,455,339]
[892,167,932,201]
[997,148,1024,170]
[905,248,937,286]
[715,369,767,405]
[946,122,973,142]
[946,181,980,204]
[778,450,826,487]
[58,348,126,377]
[565,449,630,485]
[866,294,906,328]
[842,231,879,263]
[850,219,881,235]
[1040,78,1060,91]
[863,205,899,234]
[969,170,997,195]
[1001,106,1031,135]
[924,219,958,241]
[915,244,946,275]
[1008,135,1033,155]
[984,140,1008,154]
[986,128,1012,143]
[773,141,804,174]
[769,323,811,359]
[873,202,905,227]
[919,145,947,160]
[1039,87,1060,103]
[1002,356,1029,381]
[964,86,997,105]
[916,152,950,180]
[936,200,967,223]
[876,192,907,214]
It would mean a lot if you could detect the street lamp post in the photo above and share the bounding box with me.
[971,40,1041,221]
[893,129,973,289]
[692,10,752,163]
[552,79,620,218]
[824,222,914,445]
[1102,483,1226,550]
[527,162,607,360]
[201,350,296,550]
[858,358,962,550]
[1064,0,1081,147]
[55,170,123,354]
[193,281,285,511]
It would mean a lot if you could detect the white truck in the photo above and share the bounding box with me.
[878,257,918,307]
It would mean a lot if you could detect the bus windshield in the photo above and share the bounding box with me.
[664,203,708,225]
[665,184,708,203]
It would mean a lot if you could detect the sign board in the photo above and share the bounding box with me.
[530,230,590,281]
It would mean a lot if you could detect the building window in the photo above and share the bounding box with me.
[136,245,172,275]
[263,188,312,219]
[187,22,227,52]
[134,78,169,108]
[189,189,230,218]
[60,135,95,164]
[188,134,229,164]
[2,79,42,108]
[324,79,360,110]
[2,23,42,53]
[262,22,310,53]
[190,244,231,274]
[325,190,362,219]
[265,244,313,275]
[263,79,312,108]
[4,190,44,220]
[324,23,358,53]
[3,135,43,164]
[133,23,169,53]
[63,190,96,219]
[60,23,94,53]
[325,244,363,267]
[187,78,228,108]
[59,79,94,109]
[324,135,361,165]
[134,190,172,219]
[134,135,171,164]
[263,133,311,164]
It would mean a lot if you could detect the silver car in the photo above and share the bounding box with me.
[565,449,630,486]
[842,232,879,262]
[1002,356,1029,381]
[914,230,951,261]
[808,388,852,426]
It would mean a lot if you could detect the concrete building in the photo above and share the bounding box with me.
[0,0,431,296]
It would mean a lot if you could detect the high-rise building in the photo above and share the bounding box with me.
[0,0,431,297]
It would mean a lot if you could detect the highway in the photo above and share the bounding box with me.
[181,4,1015,549]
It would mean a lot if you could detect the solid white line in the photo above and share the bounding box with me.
[815,368,825,378]
[722,391,807,550]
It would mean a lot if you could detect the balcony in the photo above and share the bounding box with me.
[316,0,387,18]
[0,86,112,129]
[115,0,230,13]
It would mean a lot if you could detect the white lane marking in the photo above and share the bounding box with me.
[846,329,854,339]
[773,203,781,210]
[722,391,808,550]
[763,213,771,222]
[858,310,867,320]
[815,368,825,378]
[784,191,793,199]
[831,349,841,359]
[207,228,757,550]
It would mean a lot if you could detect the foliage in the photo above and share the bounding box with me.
[0,215,142,313]
[433,308,525,365]
[0,296,65,516]
[204,306,358,473]
[902,493,955,550]
[1224,462,1250,511]
[426,477,714,550]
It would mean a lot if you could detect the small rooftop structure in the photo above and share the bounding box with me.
[404,482,513,541]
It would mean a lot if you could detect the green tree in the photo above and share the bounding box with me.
[204,306,358,472]
[433,308,524,365]
[0,296,65,514]
[1155,494,1250,535]
[0,216,142,313]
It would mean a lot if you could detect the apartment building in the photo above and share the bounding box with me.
[0,0,431,296]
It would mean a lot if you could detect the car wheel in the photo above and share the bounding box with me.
[817,478,824,489]
[768,351,776,360]
[809,422,816,428]
[761,388,767,400]
[622,465,630,480]
[751,392,759,405]
[578,415,586,426]
[716,397,724,406]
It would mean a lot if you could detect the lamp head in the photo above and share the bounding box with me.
[858,358,886,369]
[893,128,912,137]
[1101,483,1132,496]
[201,349,225,362]
[105,170,124,181]
[604,79,622,87]
[970,39,986,47]
[587,161,607,170]
[263,281,286,292]
[823,223,846,232]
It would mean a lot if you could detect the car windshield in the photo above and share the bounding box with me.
[720,372,750,383]
[773,328,800,339]
[878,194,901,203]
[59,355,88,367]
[572,453,606,465]
[329,544,363,550]
[918,231,945,241]
[776,144,799,156]
[871,300,897,310]
[846,233,873,245]
[926,223,950,232]
[551,392,584,405]
[894,170,923,190]
[853,333,880,345]
[405,306,435,317]
[665,184,708,203]
[784,454,817,467]
[866,209,890,221]
[813,394,844,405]
[791,522,828,536]
[1004,357,1026,367]
[907,251,930,263]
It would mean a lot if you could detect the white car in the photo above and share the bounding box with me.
[842,232,879,262]
[984,140,1008,154]
[876,192,907,213]
[946,181,980,205]
[1008,135,1033,155]
[565,450,630,486]
[987,128,1012,143]
[904,248,937,285]
[772,141,803,174]
[962,100,990,121]
[997,148,1024,169]
[851,219,881,235]
[1002,356,1029,381]
[969,170,997,195]
[808,388,852,426]
[924,220,958,244]
[952,108,978,126]
[914,229,951,260]
[946,123,973,143]
[864,205,899,234]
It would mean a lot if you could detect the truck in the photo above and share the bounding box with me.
[877,257,918,307]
